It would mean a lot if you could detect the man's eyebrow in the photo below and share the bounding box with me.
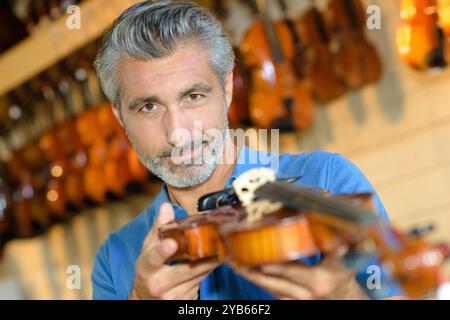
[128,95,163,111]
[127,83,212,111]
[178,83,213,99]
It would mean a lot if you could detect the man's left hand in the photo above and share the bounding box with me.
[231,248,369,300]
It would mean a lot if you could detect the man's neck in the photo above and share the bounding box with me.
[166,138,239,215]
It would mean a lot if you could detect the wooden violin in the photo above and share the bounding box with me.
[51,65,87,211]
[277,0,347,103]
[35,76,71,220]
[324,0,383,88]
[239,0,314,130]
[97,102,133,199]
[228,47,251,129]
[71,58,109,205]
[438,0,450,64]
[206,0,251,128]
[396,0,446,70]
[159,167,450,298]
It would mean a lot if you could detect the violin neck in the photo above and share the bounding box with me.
[343,0,361,30]
[312,7,330,44]
[256,0,285,63]
[277,0,306,54]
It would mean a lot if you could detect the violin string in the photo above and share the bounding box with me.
[255,181,381,225]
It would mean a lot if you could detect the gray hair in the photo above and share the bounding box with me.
[93,0,235,109]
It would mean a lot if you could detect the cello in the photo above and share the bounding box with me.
[239,0,314,130]
[324,0,383,88]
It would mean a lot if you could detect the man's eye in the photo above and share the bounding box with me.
[186,93,204,102]
[139,103,155,112]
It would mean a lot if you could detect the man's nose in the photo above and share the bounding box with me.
[164,108,192,147]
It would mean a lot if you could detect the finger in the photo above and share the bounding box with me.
[156,261,219,289]
[234,266,313,300]
[143,238,178,268]
[260,261,354,297]
[161,277,202,300]
[156,265,212,299]
[260,263,315,287]
[142,202,175,250]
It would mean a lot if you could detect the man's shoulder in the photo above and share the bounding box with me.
[101,200,157,256]
[274,149,340,188]
[277,149,337,167]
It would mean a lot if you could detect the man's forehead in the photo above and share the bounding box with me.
[118,46,216,104]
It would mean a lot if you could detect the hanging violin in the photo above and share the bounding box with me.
[324,0,383,88]
[239,0,314,130]
[277,0,347,103]
[438,0,450,63]
[396,0,446,70]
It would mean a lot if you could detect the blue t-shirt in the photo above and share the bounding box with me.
[91,146,404,299]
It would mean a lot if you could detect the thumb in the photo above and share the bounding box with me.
[142,202,175,251]
[155,202,176,227]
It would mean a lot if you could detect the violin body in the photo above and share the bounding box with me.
[75,109,109,204]
[159,206,245,262]
[240,20,314,130]
[228,51,250,128]
[292,7,347,103]
[438,0,450,63]
[396,0,444,70]
[3,157,34,237]
[221,193,374,266]
[55,118,87,210]
[20,144,51,230]
[325,0,382,88]
[97,102,133,198]
[38,130,69,219]
[0,171,12,247]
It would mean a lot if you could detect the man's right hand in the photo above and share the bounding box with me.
[128,202,219,300]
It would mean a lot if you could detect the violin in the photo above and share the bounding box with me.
[277,0,347,103]
[324,0,383,88]
[13,83,52,232]
[200,0,250,128]
[159,206,246,262]
[396,0,446,70]
[97,102,133,198]
[51,65,87,211]
[0,163,13,249]
[1,91,35,237]
[227,47,251,128]
[159,168,450,298]
[239,0,314,130]
[438,0,450,63]
[71,58,109,205]
[35,77,71,220]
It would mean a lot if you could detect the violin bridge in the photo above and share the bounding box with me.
[232,168,282,221]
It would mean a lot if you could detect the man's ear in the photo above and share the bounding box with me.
[111,103,124,127]
[224,70,234,110]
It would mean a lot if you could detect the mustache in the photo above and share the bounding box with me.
[158,139,211,158]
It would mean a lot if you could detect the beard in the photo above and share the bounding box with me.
[124,104,230,188]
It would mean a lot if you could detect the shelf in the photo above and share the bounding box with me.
[0,0,141,96]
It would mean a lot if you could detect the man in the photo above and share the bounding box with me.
[92,0,404,300]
